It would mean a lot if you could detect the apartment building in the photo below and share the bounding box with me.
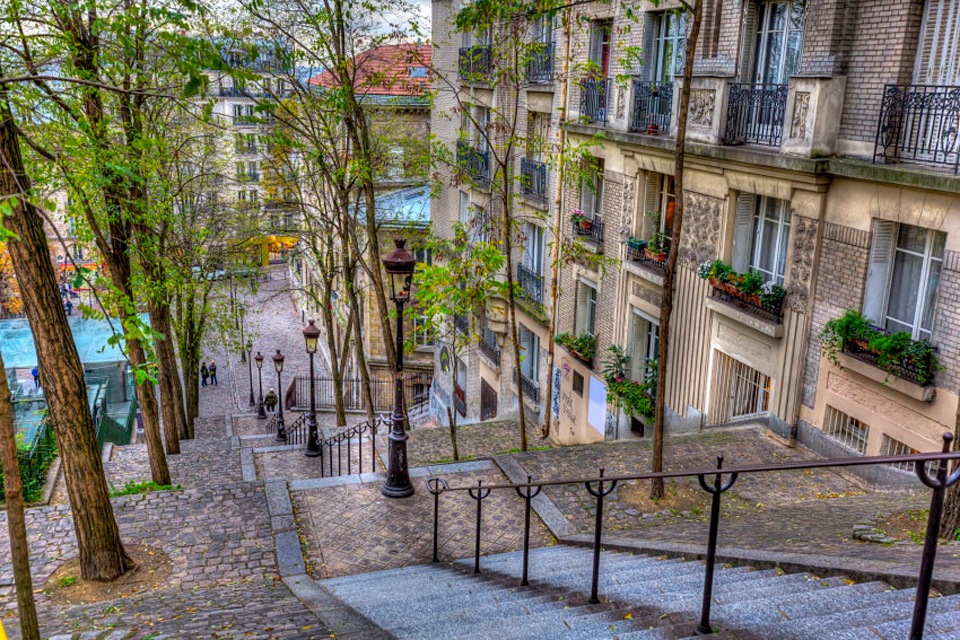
[431,0,960,473]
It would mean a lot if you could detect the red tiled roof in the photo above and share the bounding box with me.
[307,44,431,97]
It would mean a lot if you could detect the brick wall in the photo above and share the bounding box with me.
[801,222,870,407]
[931,258,960,394]
[799,0,855,76]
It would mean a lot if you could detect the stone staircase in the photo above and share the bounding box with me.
[320,545,960,639]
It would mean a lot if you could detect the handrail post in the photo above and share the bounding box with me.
[911,433,960,640]
[695,456,739,636]
[515,475,543,587]
[427,478,448,563]
[468,480,492,573]
[585,468,618,604]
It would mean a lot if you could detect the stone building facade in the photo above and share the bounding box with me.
[431,0,960,470]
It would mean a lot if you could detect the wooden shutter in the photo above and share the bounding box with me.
[575,282,589,334]
[863,220,898,325]
[915,0,960,84]
[641,16,658,80]
[731,193,756,272]
[642,172,661,238]
[738,1,759,83]
[581,177,596,218]
[629,311,648,381]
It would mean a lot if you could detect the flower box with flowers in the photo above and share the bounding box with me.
[698,259,786,324]
[554,331,597,366]
[571,209,592,231]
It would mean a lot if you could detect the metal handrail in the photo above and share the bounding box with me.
[316,416,380,478]
[427,434,960,640]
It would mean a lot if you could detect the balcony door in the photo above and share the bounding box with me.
[751,1,803,85]
[523,223,545,276]
[589,21,612,77]
[651,11,686,83]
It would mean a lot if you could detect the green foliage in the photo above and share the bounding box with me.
[601,345,656,419]
[554,331,597,362]
[0,425,58,504]
[738,269,765,296]
[697,260,787,307]
[108,481,182,497]
[820,309,942,386]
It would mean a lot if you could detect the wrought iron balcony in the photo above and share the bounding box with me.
[459,45,493,79]
[236,144,259,155]
[874,84,960,174]
[236,171,261,182]
[708,279,783,325]
[478,332,501,367]
[723,83,788,147]
[631,79,673,134]
[454,313,469,335]
[572,217,604,247]
[519,158,548,200]
[626,240,669,274]
[517,263,544,307]
[520,372,540,403]
[454,383,467,417]
[526,42,555,84]
[456,140,490,186]
[579,78,610,125]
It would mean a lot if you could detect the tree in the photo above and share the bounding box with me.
[0,87,133,582]
[0,242,22,317]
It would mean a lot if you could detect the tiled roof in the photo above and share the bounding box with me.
[307,44,431,97]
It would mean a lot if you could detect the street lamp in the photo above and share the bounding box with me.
[303,319,321,457]
[273,350,286,441]
[381,237,416,498]
[239,303,247,362]
[255,351,266,419]
[246,339,255,406]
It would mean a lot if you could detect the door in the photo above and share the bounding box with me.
[480,379,497,421]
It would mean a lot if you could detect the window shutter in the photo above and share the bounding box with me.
[738,1,759,82]
[642,172,661,238]
[863,220,898,325]
[576,283,589,334]
[731,193,756,272]
[589,23,604,66]
[581,178,596,218]
[915,0,960,84]
[629,312,648,380]
[641,16,657,80]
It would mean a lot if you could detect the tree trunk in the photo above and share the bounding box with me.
[0,354,40,640]
[125,331,171,485]
[0,99,133,582]
[939,416,960,538]
[149,300,182,455]
[650,0,703,500]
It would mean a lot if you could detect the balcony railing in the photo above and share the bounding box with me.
[454,313,469,335]
[236,144,258,155]
[572,217,604,247]
[708,279,784,325]
[519,158,548,200]
[626,240,669,274]
[459,45,493,79]
[454,383,467,417]
[723,83,788,147]
[237,171,261,183]
[456,140,490,186]
[520,372,540,403]
[579,78,610,125]
[478,333,501,367]
[631,79,673,134]
[874,84,960,174]
[517,263,544,307]
[526,42,555,84]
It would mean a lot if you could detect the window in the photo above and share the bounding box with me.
[575,279,597,336]
[519,324,540,380]
[864,221,945,340]
[880,434,939,475]
[409,66,429,79]
[523,223,545,276]
[628,309,659,382]
[527,111,550,162]
[731,194,791,285]
[823,406,869,455]
[649,11,686,82]
[238,190,247,202]
[413,313,434,348]
[915,0,960,84]
[459,190,470,225]
[589,20,612,76]
[580,159,604,221]
[475,105,490,153]
[640,172,675,240]
[414,246,432,266]
[572,371,584,396]
[532,13,553,45]
[751,1,804,83]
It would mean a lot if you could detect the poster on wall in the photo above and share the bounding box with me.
[552,366,561,418]
[587,376,607,436]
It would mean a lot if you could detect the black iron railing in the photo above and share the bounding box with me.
[874,84,960,175]
[290,374,431,412]
[517,263,544,306]
[631,79,673,133]
[572,217,604,246]
[427,434,960,640]
[454,313,470,335]
[709,280,784,324]
[456,140,490,186]
[282,414,380,477]
[723,83,788,147]
[454,383,467,417]
[478,333,501,367]
[626,241,669,274]
[519,158,548,200]
[526,42,555,84]
[236,144,259,155]
[579,78,610,125]
[520,372,540,403]
[459,45,493,79]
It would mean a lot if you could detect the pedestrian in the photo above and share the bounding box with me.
[209,361,218,386]
[200,361,209,386]
[65,300,73,316]
[31,366,39,390]
[264,388,278,413]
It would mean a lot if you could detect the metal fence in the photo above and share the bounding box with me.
[631,79,673,133]
[519,158,548,200]
[526,42,555,84]
[291,374,431,413]
[517,264,544,306]
[458,45,493,79]
[579,78,610,125]
[874,84,960,174]
[456,140,490,186]
[723,83,788,147]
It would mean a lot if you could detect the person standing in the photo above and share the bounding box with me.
[65,300,73,316]
[200,361,209,386]
[31,366,39,390]
[264,388,278,413]
[209,361,218,386]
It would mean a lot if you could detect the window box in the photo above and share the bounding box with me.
[554,331,596,367]
[699,260,785,325]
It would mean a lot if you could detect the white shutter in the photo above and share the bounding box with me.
[581,177,596,218]
[575,283,589,334]
[731,193,756,272]
[915,0,960,85]
[863,220,898,325]
[642,172,661,238]
[739,1,759,83]
[641,16,658,80]
[629,311,648,380]
[589,23,603,66]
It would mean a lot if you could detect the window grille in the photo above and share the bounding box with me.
[823,406,870,455]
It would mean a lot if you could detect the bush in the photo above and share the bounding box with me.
[0,436,58,504]
[601,345,656,419]
[554,331,598,362]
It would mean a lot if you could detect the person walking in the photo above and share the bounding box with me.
[209,361,218,386]
[65,300,73,316]
[200,361,209,386]
[264,388,278,413]
[31,366,39,390]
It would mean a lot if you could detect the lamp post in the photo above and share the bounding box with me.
[303,319,321,456]
[239,303,247,362]
[381,238,416,498]
[246,339,255,406]
[255,351,266,419]
[273,350,286,441]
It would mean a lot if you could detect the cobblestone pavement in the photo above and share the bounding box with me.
[292,467,555,580]
[379,418,548,468]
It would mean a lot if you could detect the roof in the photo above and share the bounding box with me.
[370,184,430,228]
[308,44,431,98]
[0,315,144,369]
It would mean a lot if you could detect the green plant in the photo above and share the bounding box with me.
[571,209,588,225]
[737,269,765,297]
[647,231,666,255]
[109,481,182,497]
[59,576,78,588]
[602,345,655,419]
[697,259,733,282]
[554,331,598,362]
